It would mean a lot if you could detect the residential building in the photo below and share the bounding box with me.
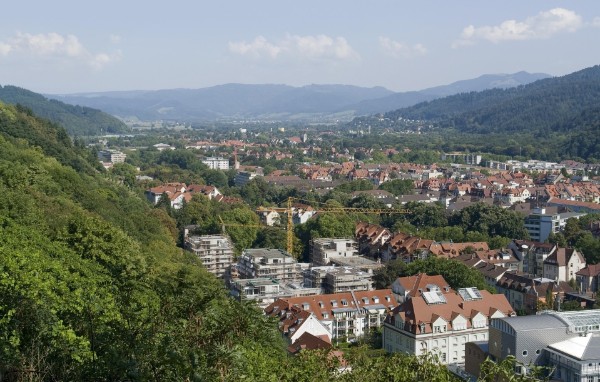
[265,289,397,342]
[202,156,230,170]
[524,208,560,242]
[310,238,359,266]
[495,272,573,314]
[543,247,586,283]
[237,248,305,283]
[383,274,514,365]
[509,240,556,277]
[97,149,126,163]
[304,266,373,294]
[184,234,234,278]
[577,264,600,293]
[234,170,261,187]
[274,306,331,346]
[441,152,482,165]
[229,277,321,309]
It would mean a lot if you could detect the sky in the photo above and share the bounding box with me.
[1,1,600,94]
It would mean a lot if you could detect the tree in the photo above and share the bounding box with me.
[479,356,552,381]
[373,259,406,289]
[378,179,414,196]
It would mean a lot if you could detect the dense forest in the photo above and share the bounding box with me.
[0,85,128,136]
[348,65,600,162]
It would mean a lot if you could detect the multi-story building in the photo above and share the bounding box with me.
[441,152,482,165]
[229,277,320,309]
[97,149,126,163]
[382,273,514,365]
[265,289,397,342]
[524,208,586,242]
[237,248,305,283]
[310,238,359,266]
[234,170,262,187]
[184,234,234,278]
[543,247,586,283]
[509,240,556,277]
[304,266,372,294]
[202,157,230,170]
[488,310,600,380]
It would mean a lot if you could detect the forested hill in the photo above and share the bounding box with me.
[386,65,600,134]
[0,85,129,136]
[0,102,288,380]
[380,65,600,161]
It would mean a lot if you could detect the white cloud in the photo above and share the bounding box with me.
[454,8,583,47]
[379,37,427,58]
[0,32,119,69]
[593,17,600,27]
[228,36,282,58]
[0,42,11,55]
[228,34,359,60]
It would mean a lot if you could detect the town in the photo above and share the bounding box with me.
[98,123,600,381]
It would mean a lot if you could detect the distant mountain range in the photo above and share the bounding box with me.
[0,85,129,136]
[47,72,550,123]
[373,65,600,161]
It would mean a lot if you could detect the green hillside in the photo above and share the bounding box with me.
[0,102,287,380]
[381,65,600,161]
[0,85,129,136]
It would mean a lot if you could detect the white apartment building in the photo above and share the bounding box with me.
[310,238,359,266]
[202,157,230,170]
[304,266,373,294]
[382,274,514,365]
[237,248,306,283]
[184,234,234,278]
[97,149,126,163]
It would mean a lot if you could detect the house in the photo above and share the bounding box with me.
[265,289,397,342]
[495,272,573,314]
[145,182,187,206]
[543,247,586,283]
[355,222,391,259]
[278,308,331,346]
[382,274,514,365]
[287,332,332,355]
[576,263,600,293]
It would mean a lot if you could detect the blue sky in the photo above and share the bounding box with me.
[1,1,599,93]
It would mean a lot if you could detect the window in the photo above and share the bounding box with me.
[522,350,528,357]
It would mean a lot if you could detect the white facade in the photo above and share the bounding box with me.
[202,157,230,170]
[184,234,234,278]
[98,149,126,163]
[383,275,514,365]
[310,238,359,266]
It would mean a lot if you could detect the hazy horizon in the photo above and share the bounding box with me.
[2,1,599,94]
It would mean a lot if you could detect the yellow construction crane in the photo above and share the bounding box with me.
[256,197,410,254]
